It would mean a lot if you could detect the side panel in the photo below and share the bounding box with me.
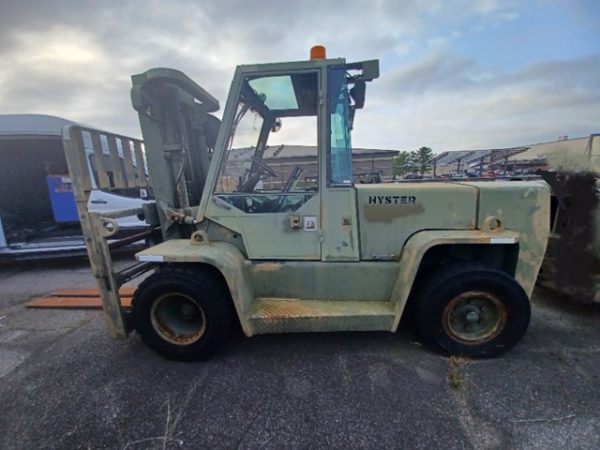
[321,188,360,261]
[207,195,321,259]
[356,183,478,260]
[474,181,550,295]
[249,260,398,300]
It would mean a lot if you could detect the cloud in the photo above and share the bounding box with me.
[378,51,479,95]
[354,52,600,151]
[0,0,597,151]
[0,0,422,138]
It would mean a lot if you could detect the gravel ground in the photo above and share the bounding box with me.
[0,257,599,450]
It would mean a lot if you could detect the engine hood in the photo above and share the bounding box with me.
[355,182,479,260]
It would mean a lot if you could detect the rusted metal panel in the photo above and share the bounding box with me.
[249,298,395,334]
[538,173,599,304]
[26,296,133,309]
[35,287,135,297]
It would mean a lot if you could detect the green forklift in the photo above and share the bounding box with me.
[63,47,550,360]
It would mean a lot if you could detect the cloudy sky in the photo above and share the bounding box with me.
[0,0,598,152]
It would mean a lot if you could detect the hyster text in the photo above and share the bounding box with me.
[368,195,416,205]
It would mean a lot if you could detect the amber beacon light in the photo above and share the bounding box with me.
[310,45,326,60]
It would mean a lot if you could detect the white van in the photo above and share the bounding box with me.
[0,114,150,259]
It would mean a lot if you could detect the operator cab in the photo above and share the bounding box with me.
[201,48,379,260]
[211,55,379,214]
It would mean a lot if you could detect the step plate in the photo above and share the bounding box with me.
[249,298,395,334]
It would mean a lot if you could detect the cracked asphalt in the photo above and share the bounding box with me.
[0,257,599,450]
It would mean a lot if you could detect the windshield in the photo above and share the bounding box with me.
[214,71,319,213]
[248,76,298,110]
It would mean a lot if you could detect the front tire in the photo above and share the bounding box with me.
[132,265,232,361]
[413,263,531,358]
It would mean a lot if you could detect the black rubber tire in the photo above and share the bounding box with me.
[132,265,233,361]
[413,263,531,358]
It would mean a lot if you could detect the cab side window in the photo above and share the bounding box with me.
[328,67,353,186]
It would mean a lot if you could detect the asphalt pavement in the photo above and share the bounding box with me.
[0,257,599,450]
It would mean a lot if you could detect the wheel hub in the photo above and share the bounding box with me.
[150,293,206,346]
[443,291,508,344]
[465,309,480,323]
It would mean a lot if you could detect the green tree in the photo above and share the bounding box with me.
[410,146,434,176]
[393,151,413,178]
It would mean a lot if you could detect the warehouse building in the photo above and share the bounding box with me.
[432,147,526,177]
[226,145,399,189]
[432,135,599,177]
[498,135,599,173]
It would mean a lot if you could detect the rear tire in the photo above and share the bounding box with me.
[132,265,232,361]
[413,263,531,358]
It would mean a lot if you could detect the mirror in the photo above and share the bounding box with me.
[271,117,282,133]
[350,80,366,109]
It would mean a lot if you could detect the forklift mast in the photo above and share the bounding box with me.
[131,68,221,240]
